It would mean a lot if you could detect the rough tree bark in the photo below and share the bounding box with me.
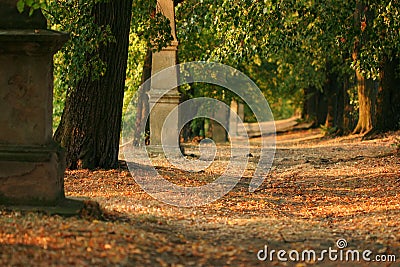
[302,86,327,127]
[54,0,133,169]
[323,71,354,135]
[353,70,377,134]
[353,56,400,135]
[338,75,355,134]
[376,57,400,131]
[324,70,337,130]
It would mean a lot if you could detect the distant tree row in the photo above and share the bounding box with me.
[176,0,400,136]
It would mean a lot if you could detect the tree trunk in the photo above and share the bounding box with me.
[352,57,400,135]
[324,66,353,135]
[54,0,133,169]
[302,86,327,127]
[353,70,377,134]
[376,57,400,131]
[324,71,336,130]
[338,75,354,134]
[333,77,345,133]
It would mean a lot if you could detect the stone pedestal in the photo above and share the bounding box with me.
[0,2,68,205]
[211,108,229,143]
[229,99,245,137]
[148,0,180,148]
[148,44,180,147]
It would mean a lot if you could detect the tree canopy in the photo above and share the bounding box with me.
[16,0,400,168]
[176,0,400,134]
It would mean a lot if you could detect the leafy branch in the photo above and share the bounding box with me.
[17,0,47,15]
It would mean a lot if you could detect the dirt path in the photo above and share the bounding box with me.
[0,130,399,266]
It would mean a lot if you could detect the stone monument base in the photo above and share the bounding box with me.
[0,142,65,205]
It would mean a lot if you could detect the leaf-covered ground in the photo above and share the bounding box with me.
[1,130,399,266]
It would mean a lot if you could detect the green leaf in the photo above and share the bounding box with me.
[16,0,25,13]
[40,2,47,9]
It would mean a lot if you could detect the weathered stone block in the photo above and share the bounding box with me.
[0,144,65,205]
[0,8,68,205]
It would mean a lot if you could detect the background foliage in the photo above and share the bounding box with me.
[18,0,400,133]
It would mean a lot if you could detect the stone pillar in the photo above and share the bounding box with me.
[0,1,68,205]
[238,102,245,122]
[211,110,229,143]
[229,99,245,137]
[148,0,180,148]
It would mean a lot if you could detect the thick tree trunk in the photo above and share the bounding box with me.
[376,57,400,131]
[325,99,335,129]
[324,71,336,130]
[54,0,133,169]
[333,77,345,133]
[339,76,355,134]
[352,58,400,135]
[324,63,354,135]
[353,70,377,134]
[302,86,327,127]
